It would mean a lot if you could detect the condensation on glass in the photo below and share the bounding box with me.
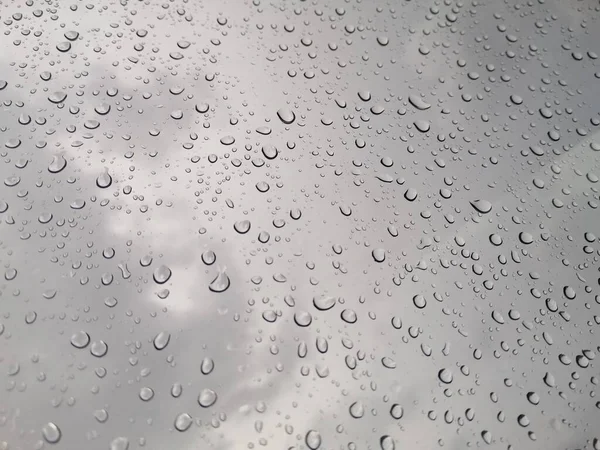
[1,0,600,449]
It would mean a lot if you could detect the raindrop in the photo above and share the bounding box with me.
[195,103,210,113]
[470,199,492,214]
[41,422,61,444]
[294,311,313,327]
[519,232,533,245]
[372,248,386,263]
[277,108,296,124]
[202,250,216,265]
[174,413,193,432]
[110,437,129,450]
[380,435,395,450]
[313,295,336,311]
[234,220,251,234]
[70,331,90,349]
[209,267,230,293]
[382,357,396,369]
[390,404,404,419]
[48,154,67,173]
[438,368,453,384]
[48,91,67,104]
[90,340,108,357]
[198,388,217,407]
[408,95,431,110]
[413,294,427,309]
[153,331,171,350]
[481,430,492,445]
[305,430,322,450]
[262,145,278,159]
[139,387,155,401]
[414,120,430,132]
[341,309,357,324]
[96,168,113,188]
[349,401,364,418]
[153,265,172,284]
[220,135,235,145]
[404,188,418,201]
[201,357,215,375]
[95,102,111,115]
[526,391,540,405]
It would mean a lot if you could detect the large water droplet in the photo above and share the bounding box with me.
[470,199,492,214]
[109,437,129,450]
[234,220,251,234]
[438,368,453,384]
[48,153,67,173]
[209,267,230,293]
[153,265,172,284]
[313,295,336,311]
[153,331,171,350]
[42,422,61,444]
[305,430,322,450]
[380,435,395,450]
[277,108,296,124]
[349,401,364,418]
[408,95,431,110]
[174,413,193,432]
[96,167,113,188]
[48,91,67,104]
[70,331,90,349]
[198,388,217,407]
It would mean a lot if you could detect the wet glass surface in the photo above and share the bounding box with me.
[1,0,600,449]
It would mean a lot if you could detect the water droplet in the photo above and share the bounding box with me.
[390,404,404,419]
[109,437,129,450]
[313,295,336,311]
[153,265,172,284]
[341,309,357,324]
[414,120,430,132]
[174,413,193,432]
[48,91,67,104]
[195,103,210,113]
[294,311,313,327]
[277,108,296,124]
[349,401,364,418]
[382,357,396,369]
[262,145,278,160]
[48,153,67,173]
[372,248,386,263]
[220,135,235,145]
[413,294,427,309]
[95,102,111,115]
[408,95,431,110]
[201,357,215,375]
[153,331,171,350]
[404,188,418,201]
[519,232,533,245]
[438,368,453,384]
[209,267,230,293]
[202,250,216,265]
[305,430,322,450]
[380,435,395,450]
[470,199,492,214]
[526,391,540,405]
[96,167,113,188]
[481,430,492,445]
[42,422,61,444]
[491,310,505,324]
[234,220,251,234]
[139,386,155,401]
[70,331,90,349]
[198,388,217,407]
